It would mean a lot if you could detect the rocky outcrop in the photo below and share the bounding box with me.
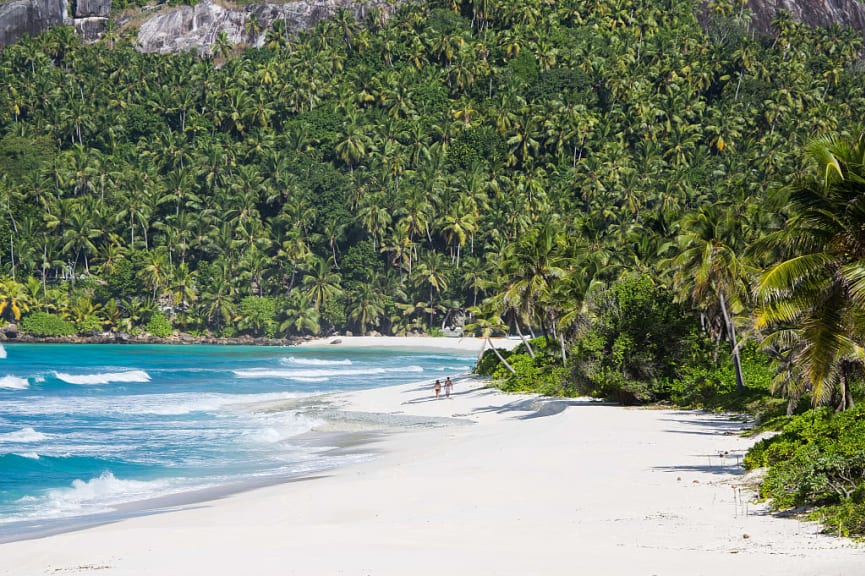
[74,15,106,40]
[0,0,111,47]
[72,0,109,41]
[0,0,69,47]
[744,0,865,35]
[136,0,394,55]
[74,0,109,18]
[1,0,864,53]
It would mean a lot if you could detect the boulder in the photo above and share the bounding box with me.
[136,0,397,55]
[74,16,106,41]
[0,0,69,48]
[3,324,18,339]
[73,0,109,18]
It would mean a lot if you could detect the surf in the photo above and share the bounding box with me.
[53,370,151,385]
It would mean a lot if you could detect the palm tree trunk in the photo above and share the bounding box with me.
[487,337,515,374]
[560,332,567,364]
[719,291,745,391]
[513,315,534,358]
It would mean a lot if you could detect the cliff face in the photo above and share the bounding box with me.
[0,0,110,47]
[739,0,865,35]
[0,0,69,47]
[134,0,865,56]
[135,0,393,55]
[1,0,864,52]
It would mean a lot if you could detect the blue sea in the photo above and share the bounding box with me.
[0,343,473,538]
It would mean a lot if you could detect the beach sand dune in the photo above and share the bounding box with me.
[1,345,862,575]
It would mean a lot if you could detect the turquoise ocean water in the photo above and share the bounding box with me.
[0,343,473,537]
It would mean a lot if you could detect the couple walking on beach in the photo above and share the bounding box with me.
[434,377,453,399]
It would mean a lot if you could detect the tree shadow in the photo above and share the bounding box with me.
[469,397,612,419]
[659,413,752,437]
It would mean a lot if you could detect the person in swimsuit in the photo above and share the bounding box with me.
[434,379,442,399]
[445,377,452,398]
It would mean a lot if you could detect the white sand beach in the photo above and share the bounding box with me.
[1,339,862,575]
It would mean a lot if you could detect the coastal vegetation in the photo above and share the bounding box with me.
[1,0,865,533]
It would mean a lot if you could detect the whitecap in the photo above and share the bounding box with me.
[15,452,40,459]
[0,375,28,390]
[243,414,321,444]
[234,366,423,379]
[37,472,173,518]
[54,370,151,385]
[0,344,7,359]
[281,356,352,367]
[290,376,329,383]
[0,427,49,443]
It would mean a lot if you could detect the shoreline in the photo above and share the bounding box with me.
[1,372,863,574]
[4,334,521,352]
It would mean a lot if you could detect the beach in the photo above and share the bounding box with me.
[1,336,862,575]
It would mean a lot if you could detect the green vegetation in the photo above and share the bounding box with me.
[745,406,865,536]
[2,0,865,534]
[20,312,76,337]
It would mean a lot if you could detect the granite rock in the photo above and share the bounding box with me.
[136,0,395,55]
[0,0,69,48]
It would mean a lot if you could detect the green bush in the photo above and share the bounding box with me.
[75,316,103,335]
[746,405,865,535]
[809,501,865,537]
[475,347,512,376]
[569,275,701,404]
[146,312,173,338]
[671,341,776,412]
[237,296,277,337]
[21,312,75,337]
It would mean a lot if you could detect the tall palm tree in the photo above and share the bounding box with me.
[756,134,865,410]
[669,202,751,391]
[302,257,343,311]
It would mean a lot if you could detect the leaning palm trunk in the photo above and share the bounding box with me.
[514,319,534,358]
[487,337,515,374]
[719,290,745,391]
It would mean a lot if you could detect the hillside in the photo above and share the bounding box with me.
[0,0,863,342]
[2,0,865,50]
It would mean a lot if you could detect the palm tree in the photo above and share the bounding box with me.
[669,203,751,391]
[0,278,30,322]
[756,134,865,410]
[302,257,343,311]
[280,291,320,335]
[349,283,385,335]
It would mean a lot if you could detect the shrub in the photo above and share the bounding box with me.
[568,275,700,403]
[75,316,103,335]
[809,501,865,537]
[237,296,277,337]
[146,312,173,338]
[475,347,510,376]
[21,312,75,337]
[746,405,865,535]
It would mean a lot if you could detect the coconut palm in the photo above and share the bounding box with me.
[756,134,865,410]
[668,202,751,391]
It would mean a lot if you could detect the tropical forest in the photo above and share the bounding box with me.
[1,0,865,533]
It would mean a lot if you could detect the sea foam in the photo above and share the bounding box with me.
[280,356,353,366]
[0,344,7,359]
[54,370,151,385]
[233,365,424,379]
[0,375,28,390]
[37,472,173,518]
[0,427,49,443]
